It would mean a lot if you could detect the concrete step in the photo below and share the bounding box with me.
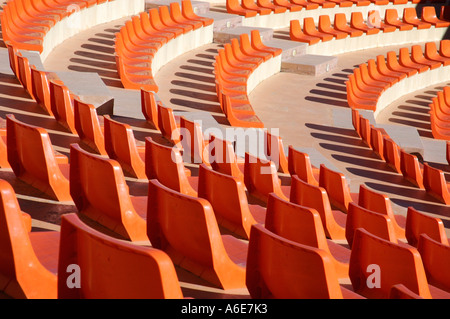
[281,54,338,76]
[213,26,273,44]
[202,11,243,33]
[265,38,307,62]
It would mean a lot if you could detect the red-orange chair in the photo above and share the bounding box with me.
[157,103,181,145]
[399,47,430,74]
[251,30,282,58]
[265,193,350,279]
[208,134,245,182]
[242,0,272,15]
[417,234,450,293]
[145,137,198,196]
[30,65,59,116]
[58,213,184,299]
[179,116,209,165]
[246,224,364,299]
[197,164,265,239]
[265,130,289,174]
[370,125,385,160]
[383,136,402,173]
[303,17,334,42]
[422,162,450,204]
[73,98,107,156]
[410,45,442,71]
[69,143,148,242]
[290,174,347,240]
[226,0,258,18]
[376,54,407,82]
[350,11,380,35]
[386,50,418,78]
[257,0,287,13]
[140,88,159,130]
[403,7,431,30]
[334,13,364,37]
[290,19,320,45]
[384,9,414,31]
[244,152,290,203]
[147,178,248,290]
[181,0,214,26]
[399,149,424,189]
[424,41,450,67]
[318,14,348,40]
[239,33,273,63]
[6,114,71,202]
[405,206,449,247]
[367,10,396,33]
[287,145,320,186]
[0,179,58,299]
[345,202,398,248]
[0,125,10,169]
[169,2,203,31]
[319,164,359,213]
[103,115,146,180]
[349,228,450,299]
[49,80,77,134]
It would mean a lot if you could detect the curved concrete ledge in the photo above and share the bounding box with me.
[240,2,416,29]
[40,0,146,62]
[247,53,282,94]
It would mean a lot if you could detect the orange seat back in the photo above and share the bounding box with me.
[246,224,344,299]
[405,206,449,247]
[58,213,183,299]
[6,114,71,201]
[49,80,77,134]
[147,178,246,289]
[69,143,148,242]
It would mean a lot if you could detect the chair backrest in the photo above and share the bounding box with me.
[405,206,449,247]
[244,152,286,202]
[73,98,107,155]
[0,179,57,298]
[69,143,148,242]
[400,150,424,189]
[319,164,354,213]
[58,213,183,299]
[140,88,159,130]
[147,178,246,290]
[417,234,450,293]
[349,228,432,299]
[383,136,401,173]
[422,163,450,204]
[15,52,34,98]
[145,137,197,196]
[6,114,71,202]
[179,116,207,164]
[246,224,344,299]
[265,130,289,173]
[287,146,319,186]
[157,103,180,145]
[103,115,146,179]
[345,202,398,248]
[208,134,244,182]
[290,174,346,240]
[197,163,257,239]
[30,66,53,116]
[49,80,77,134]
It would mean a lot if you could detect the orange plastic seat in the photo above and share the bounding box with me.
[169,2,203,31]
[290,19,320,45]
[303,17,334,42]
[208,134,245,183]
[241,0,272,15]
[403,7,431,30]
[244,152,290,203]
[226,0,258,17]
[424,42,450,67]
[376,54,407,82]
[251,30,282,57]
[15,52,34,99]
[399,149,424,189]
[345,76,377,111]
[370,125,386,160]
[73,98,107,156]
[265,193,350,279]
[222,93,264,128]
[357,184,406,239]
[239,33,273,62]
[384,9,414,31]
[6,114,71,201]
[49,80,77,134]
[367,59,398,87]
[265,130,289,174]
[367,10,396,33]
[140,88,159,130]
[0,179,58,299]
[287,145,320,186]
[30,66,60,116]
[383,136,402,173]
[147,178,248,290]
[290,0,319,10]
[157,103,181,145]
[197,163,265,239]
[345,202,398,248]
[103,115,146,180]
[181,0,214,26]
[246,224,364,299]
[145,137,198,197]
[334,13,364,37]
[58,213,184,299]
[410,45,442,71]
[319,164,359,213]
[273,0,303,12]
[350,11,380,35]
[290,174,347,240]
[349,228,450,299]
[70,142,148,242]
[386,50,418,78]
[318,15,347,40]
[405,206,449,247]
[422,162,450,204]
[417,234,450,293]
[422,6,450,28]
